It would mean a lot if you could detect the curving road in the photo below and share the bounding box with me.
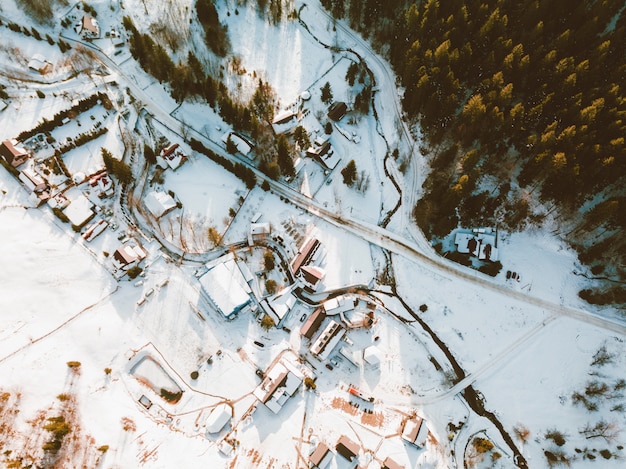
[63,28,626,339]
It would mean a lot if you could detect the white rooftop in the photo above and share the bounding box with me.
[198,259,251,318]
[63,195,94,227]
[145,191,177,218]
[205,403,231,434]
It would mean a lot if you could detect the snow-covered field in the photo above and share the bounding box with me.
[0,0,624,468]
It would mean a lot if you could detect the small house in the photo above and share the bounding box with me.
[112,244,147,270]
[327,102,347,121]
[248,222,271,246]
[299,265,325,291]
[159,143,187,170]
[80,15,100,39]
[19,168,46,192]
[28,54,52,74]
[336,435,360,461]
[253,354,304,414]
[1,139,29,167]
[144,190,177,219]
[309,442,332,469]
[402,416,429,448]
[383,456,404,469]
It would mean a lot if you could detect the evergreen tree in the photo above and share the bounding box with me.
[320,81,333,104]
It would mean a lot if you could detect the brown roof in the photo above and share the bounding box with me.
[291,238,320,274]
[300,307,325,339]
[383,456,404,469]
[309,442,330,466]
[336,435,359,461]
[327,102,347,121]
[82,16,99,34]
[161,143,179,158]
[1,139,28,164]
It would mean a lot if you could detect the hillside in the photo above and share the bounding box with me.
[323,0,626,306]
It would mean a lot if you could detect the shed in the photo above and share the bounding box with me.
[205,403,231,434]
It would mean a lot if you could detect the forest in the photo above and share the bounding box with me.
[322,0,626,305]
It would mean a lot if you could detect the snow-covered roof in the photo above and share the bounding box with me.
[63,195,94,226]
[253,356,304,414]
[198,259,251,318]
[454,232,473,254]
[402,417,428,447]
[250,222,270,236]
[205,403,231,434]
[145,191,177,218]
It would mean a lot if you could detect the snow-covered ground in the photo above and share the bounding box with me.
[0,0,624,468]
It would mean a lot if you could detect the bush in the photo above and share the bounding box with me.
[545,429,567,447]
[104,367,112,375]
[98,445,109,453]
[260,315,275,330]
[261,180,270,191]
[265,279,277,294]
[160,388,182,403]
[472,437,494,453]
[126,266,143,279]
[66,361,81,369]
[478,260,503,277]
[304,377,316,390]
[190,371,199,380]
[263,251,275,271]
[419,304,428,312]
[36,89,45,99]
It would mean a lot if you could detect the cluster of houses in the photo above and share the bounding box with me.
[454,227,499,262]
[308,413,429,469]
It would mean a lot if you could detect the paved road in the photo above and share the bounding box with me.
[66,31,626,340]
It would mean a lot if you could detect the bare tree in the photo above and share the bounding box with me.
[580,420,621,443]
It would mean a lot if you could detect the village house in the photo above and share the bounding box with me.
[112,244,147,271]
[79,15,100,39]
[28,54,53,74]
[335,435,360,462]
[309,442,332,469]
[248,222,271,246]
[157,143,187,170]
[298,265,325,291]
[382,456,404,469]
[454,227,499,262]
[144,190,177,219]
[253,354,304,414]
[1,139,30,167]
[310,320,345,360]
[327,101,347,122]
[401,415,429,448]
[89,171,114,198]
[19,168,46,193]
